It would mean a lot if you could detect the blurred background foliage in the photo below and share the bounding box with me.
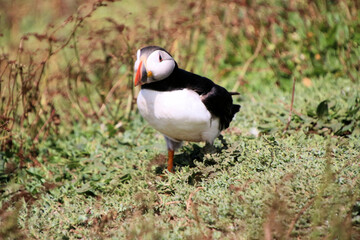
[0,0,359,154]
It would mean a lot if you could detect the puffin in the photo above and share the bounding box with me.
[134,46,240,173]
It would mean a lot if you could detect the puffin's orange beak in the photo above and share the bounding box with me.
[134,60,143,86]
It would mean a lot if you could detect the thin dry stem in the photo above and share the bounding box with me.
[186,187,204,213]
[33,108,56,143]
[98,75,126,115]
[285,197,315,238]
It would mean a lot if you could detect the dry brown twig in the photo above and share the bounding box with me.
[165,201,181,206]
[278,99,303,117]
[155,192,163,206]
[186,187,204,213]
[33,108,56,143]
[98,75,126,115]
[285,197,315,238]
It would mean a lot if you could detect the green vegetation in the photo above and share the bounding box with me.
[1,0,359,239]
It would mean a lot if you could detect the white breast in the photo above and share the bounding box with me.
[137,89,220,143]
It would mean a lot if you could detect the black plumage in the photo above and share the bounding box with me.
[142,65,241,130]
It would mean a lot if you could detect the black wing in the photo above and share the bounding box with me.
[142,66,240,130]
[200,83,240,130]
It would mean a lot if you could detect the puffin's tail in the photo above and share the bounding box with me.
[231,104,241,118]
[230,91,241,118]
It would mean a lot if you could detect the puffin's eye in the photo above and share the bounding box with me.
[159,54,163,62]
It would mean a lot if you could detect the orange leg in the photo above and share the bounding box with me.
[167,149,175,173]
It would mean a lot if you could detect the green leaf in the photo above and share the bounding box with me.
[316,100,329,119]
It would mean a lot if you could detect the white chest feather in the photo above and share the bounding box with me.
[137,89,220,143]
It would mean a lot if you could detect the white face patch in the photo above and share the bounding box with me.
[134,49,141,73]
[146,50,176,81]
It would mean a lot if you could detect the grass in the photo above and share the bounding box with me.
[1,0,360,239]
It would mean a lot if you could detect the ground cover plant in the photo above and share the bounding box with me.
[1,0,359,239]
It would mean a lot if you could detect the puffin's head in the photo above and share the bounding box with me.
[134,46,176,86]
